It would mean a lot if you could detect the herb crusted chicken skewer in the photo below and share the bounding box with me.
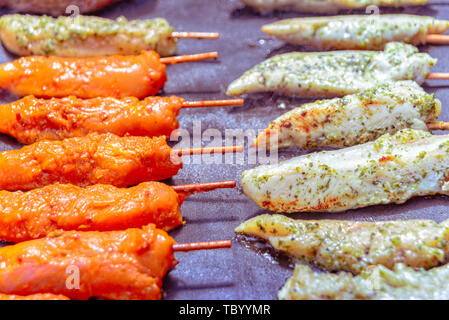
[226,42,440,98]
[243,129,449,213]
[0,14,219,58]
[279,263,449,300]
[240,0,429,14]
[236,214,449,274]
[254,81,446,151]
[262,15,449,50]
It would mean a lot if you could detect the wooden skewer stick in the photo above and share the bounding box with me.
[171,31,220,39]
[426,73,449,80]
[174,145,244,156]
[182,99,244,108]
[160,52,218,65]
[173,240,232,252]
[426,34,449,44]
[172,181,236,193]
[427,121,449,130]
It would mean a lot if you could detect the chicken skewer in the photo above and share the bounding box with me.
[0,0,120,16]
[0,180,236,242]
[0,50,218,99]
[0,95,244,144]
[0,132,243,191]
[240,0,429,14]
[280,263,449,300]
[262,15,449,50]
[0,224,231,300]
[236,214,449,274]
[0,15,219,58]
[226,42,439,98]
[254,81,444,151]
[243,129,449,213]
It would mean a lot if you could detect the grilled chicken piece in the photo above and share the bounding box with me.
[262,15,449,50]
[0,51,166,99]
[236,214,449,274]
[0,182,187,242]
[0,225,177,300]
[279,263,449,300]
[254,81,441,150]
[0,293,69,300]
[0,95,184,144]
[226,42,435,97]
[0,0,120,16]
[242,129,449,213]
[241,0,428,13]
[0,133,182,191]
[0,14,177,57]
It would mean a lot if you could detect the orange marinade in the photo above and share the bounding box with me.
[0,182,186,242]
[0,50,167,98]
[0,225,177,300]
[0,95,184,144]
[0,293,69,300]
[0,132,183,191]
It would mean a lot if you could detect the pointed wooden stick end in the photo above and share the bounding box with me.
[173,240,232,252]
[427,121,449,131]
[172,181,236,193]
[160,51,218,65]
[171,31,220,39]
[182,99,244,108]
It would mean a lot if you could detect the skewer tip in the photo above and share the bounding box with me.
[160,51,218,65]
[426,72,449,80]
[172,181,236,193]
[173,240,232,252]
[174,145,244,156]
[171,31,220,39]
[426,34,449,45]
[427,121,449,131]
[182,98,244,108]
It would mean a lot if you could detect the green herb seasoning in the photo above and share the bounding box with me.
[0,14,177,57]
[262,14,449,50]
[279,262,449,299]
[255,81,441,150]
[226,42,436,97]
[236,214,449,274]
[242,129,449,212]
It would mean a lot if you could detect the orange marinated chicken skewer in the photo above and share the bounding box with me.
[0,293,69,300]
[0,51,217,99]
[0,95,244,144]
[0,180,236,243]
[0,225,231,300]
[0,132,242,191]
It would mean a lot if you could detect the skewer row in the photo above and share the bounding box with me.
[0,13,236,301]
